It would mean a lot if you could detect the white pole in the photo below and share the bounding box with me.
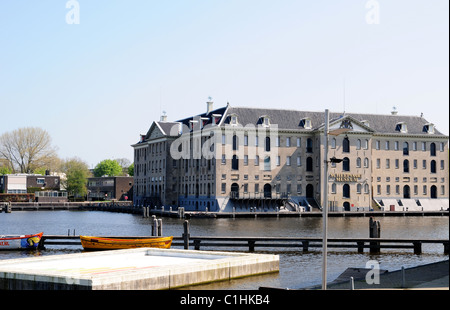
[322,109,329,290]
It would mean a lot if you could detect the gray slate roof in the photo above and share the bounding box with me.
[224,106,446,136]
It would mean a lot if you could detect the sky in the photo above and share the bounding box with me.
[0,0,448,168]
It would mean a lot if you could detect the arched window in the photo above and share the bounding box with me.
[403,159,409,173]
[306,157,313,172]
[331,138,336,149]
[403,185,411,199]
[264,156,271,171]
[343,157,350,172]
[343,137,350,153]
[356,139,361,150]
[232,134,238,151]
[431,160,436,173]
[403,142,409,155]
[430,185,437,199]
[356,157,361,168]
[306,138,313,153]
[232,155,239,170]
[265,137,271,152]
[343,184,350,198]
[331,183,336,194]
[430,143,436,156]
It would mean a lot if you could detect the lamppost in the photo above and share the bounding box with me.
[322,109,347,290]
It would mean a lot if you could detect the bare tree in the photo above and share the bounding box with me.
[0,127,58,173]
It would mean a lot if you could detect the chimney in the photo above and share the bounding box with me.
[391,106,398,115]
[160,111,167,122]
[206,97,213,114]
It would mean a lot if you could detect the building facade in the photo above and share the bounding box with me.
[132,102,449,212]
[87,176,134,201]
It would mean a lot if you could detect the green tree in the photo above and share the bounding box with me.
[61,158,91,199]
[93,159,123,177]
[127,163,134,176]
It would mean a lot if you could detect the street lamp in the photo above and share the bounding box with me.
[322,109,349,290]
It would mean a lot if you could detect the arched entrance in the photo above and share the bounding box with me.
[343,201,350,211]
[231,183,239,198]
[263,184,272,198]
[403,185,411,199]
[430,185,437,199]
[306,184,314,198]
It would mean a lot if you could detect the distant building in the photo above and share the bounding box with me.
[132,101,449,212]
[87,176,133,201]
[0,173,66,202]
[0,174,61,194]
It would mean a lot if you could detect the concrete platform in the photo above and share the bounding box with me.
[0,248,279,290]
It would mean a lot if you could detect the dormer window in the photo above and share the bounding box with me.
[300,118,312,129]
[395,122,407,133]
[258,115,270,127]
[361,120,370,127]
[229,114,238,126]
[212,114,222,126]
[189,120,198,131]
[423,123,435,134]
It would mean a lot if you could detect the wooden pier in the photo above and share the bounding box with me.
[38,234,449,255]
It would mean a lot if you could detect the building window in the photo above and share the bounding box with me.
[233,135,238,150]
[297,137,301,147]
[422,160,427,169]
[286,156,291,166]
[244,155,248,166]
[244,135,248,146]
[331,138,336,149]
[297,184,302,194]
[343,184,350,198]
[286,137,291,147]
[376,158,381,169]
[386,159,390,169]
[343,157,350,172]
[255,155,259,166]
[441,160,445,170]
[297,156,301,166]
[403,142,409,155]
[394,141,399,150]
[306,138,313,153]
[395,159,399,169]
[232,155,239,170]
[385,141,390,150]
[221,183,226,193]
[422,142,426,151]
[413,159,417,169]
[221,155,226,165]
[306,157,313,172]
[364,139,369,150]
[356,139,361,150]
[386,185,390,195]
[357,184,362,194]
[343,137,350,153]
[376,140,380,150]
[413,142,417,151]
[264,156,271,171]
[255,184,259,193]
[364,158,369,168]
[276,156,280,166]
[403,159,409,173]
[431,160,436,173]
[430,143,436,156]
[266,137,271,152]
[331,183,336,194]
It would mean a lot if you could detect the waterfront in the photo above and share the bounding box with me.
[0,210,448,289]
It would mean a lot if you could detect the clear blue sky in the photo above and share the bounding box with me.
[0,0,448,167]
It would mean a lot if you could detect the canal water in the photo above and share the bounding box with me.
[0,210,448,289]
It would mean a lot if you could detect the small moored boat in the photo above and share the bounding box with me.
[0,232,43,250]
[80,235,173,250]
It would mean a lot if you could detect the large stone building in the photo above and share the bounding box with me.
[132,102,449,212]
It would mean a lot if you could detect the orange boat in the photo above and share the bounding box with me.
[80,235,173,250]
